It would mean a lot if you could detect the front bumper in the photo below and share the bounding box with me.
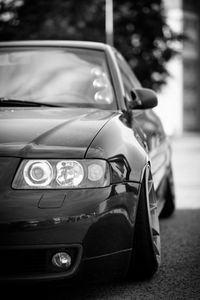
[0,158,140,282]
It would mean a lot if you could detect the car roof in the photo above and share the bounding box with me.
[0,40,112,51]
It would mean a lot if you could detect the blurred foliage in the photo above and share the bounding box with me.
[0,0,181,90]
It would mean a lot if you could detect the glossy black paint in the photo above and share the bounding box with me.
[0,41,172,282]
[0,108,116,158]
[131,88,158,110]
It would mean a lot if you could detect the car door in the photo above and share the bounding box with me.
[114,50,170,194]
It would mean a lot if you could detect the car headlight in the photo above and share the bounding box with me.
[12,159,110,189]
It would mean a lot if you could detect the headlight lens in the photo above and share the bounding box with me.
[24,160,53,187]
[12,159,110,189]
[88,163,104,181]
[56,160,84,187]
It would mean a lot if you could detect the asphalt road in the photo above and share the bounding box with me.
[4,134,200,300]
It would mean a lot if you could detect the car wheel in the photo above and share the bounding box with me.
[160,164,175,218]
[127,165,161,280]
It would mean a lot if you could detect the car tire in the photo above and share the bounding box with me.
[127,165,161,280]
[160,165,175,218]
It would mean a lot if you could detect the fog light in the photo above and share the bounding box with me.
[52,252,71,269]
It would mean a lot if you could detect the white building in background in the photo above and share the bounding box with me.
[155,0,200,135]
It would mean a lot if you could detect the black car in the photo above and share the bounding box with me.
[0,41,175,283]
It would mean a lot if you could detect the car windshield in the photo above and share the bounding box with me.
[0,47,116,109]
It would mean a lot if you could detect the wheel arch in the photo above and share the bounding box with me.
[127,163,161,280]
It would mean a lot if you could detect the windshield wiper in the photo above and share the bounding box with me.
[0,97,60,107]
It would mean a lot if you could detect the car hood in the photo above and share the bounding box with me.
[0,107,116,158]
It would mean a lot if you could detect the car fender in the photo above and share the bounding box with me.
[85,114,148,184]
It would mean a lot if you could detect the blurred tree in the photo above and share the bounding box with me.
[0,0,180,90]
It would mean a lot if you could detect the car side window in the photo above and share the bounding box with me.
[115,51,141,104]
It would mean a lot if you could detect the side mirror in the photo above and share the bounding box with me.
[129,88,158,110]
